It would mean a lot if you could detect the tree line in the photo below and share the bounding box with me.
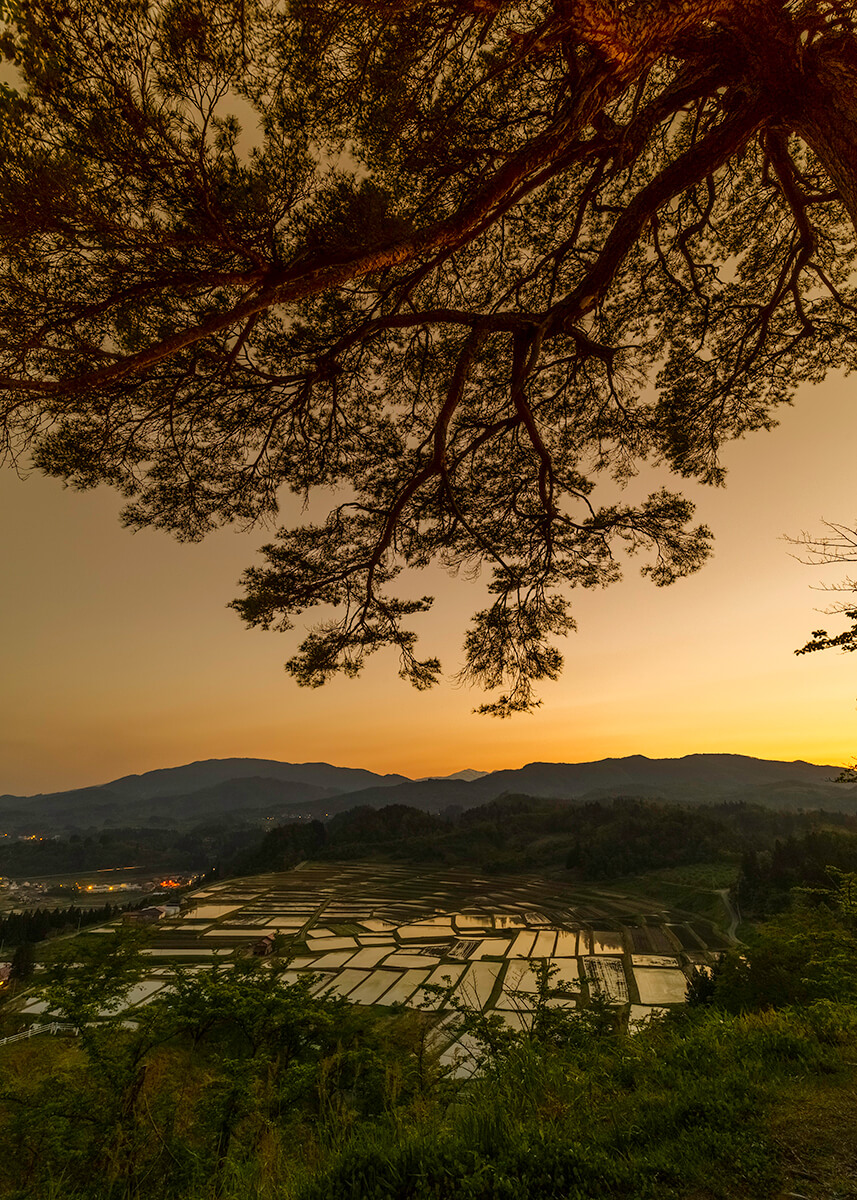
[0,902,126,952]
[737,829,857,918]
[216,795,857,885]
[0,824,262,877]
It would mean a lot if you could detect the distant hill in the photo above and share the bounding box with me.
[289,778,476,819]
[278,754,855,818]
[462,754,847,800]
[1,753,853,831]
[418,769,488,782]
[0,759,409,831]
[128,777,340,825]
[87,758,410,800]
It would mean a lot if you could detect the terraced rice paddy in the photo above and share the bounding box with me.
[26,862,728,1067]
[633,966,693,1004]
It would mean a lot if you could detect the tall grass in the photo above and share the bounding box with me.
[2,930,857,1200]
[292,1004,856,1200]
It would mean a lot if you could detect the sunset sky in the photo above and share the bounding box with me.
[2,368,856,796]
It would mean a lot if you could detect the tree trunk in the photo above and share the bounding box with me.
[721,5,857,236]
[793,46,857,237]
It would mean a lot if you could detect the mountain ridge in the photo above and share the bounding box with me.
[1,753,853,832]
[0,757,411,803]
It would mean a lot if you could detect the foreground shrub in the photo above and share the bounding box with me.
[3,916,857,1199]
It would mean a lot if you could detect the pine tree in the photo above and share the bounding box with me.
[2,1,857,709]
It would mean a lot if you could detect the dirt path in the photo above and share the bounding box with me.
[716,888,740,944]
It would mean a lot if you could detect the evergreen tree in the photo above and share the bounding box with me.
[9,941,35,981]
[1,1,857,708]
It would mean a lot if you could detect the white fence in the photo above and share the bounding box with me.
[0,1022,77,1047]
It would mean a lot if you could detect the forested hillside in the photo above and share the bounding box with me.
[227,795,857,884]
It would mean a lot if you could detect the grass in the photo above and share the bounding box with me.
[0,1032,83,1081]
[641,861,739,890]
[293,1005,857,1200]
[605,863,737,935]
[768,1056,857,1198]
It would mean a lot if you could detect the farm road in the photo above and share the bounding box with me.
[717,889,740,944]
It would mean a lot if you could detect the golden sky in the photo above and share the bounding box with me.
[1,370,856,795]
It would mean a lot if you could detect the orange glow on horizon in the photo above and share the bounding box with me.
[2,372,857,794]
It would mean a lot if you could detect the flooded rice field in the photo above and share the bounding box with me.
[20,861,728,1067]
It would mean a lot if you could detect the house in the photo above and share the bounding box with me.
[123,906,166,926]
[252,934,275,957]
